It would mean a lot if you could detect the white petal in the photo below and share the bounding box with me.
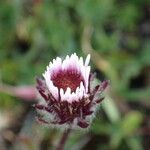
[74,53,79,63]
[78,82,84,99]
[65,87,71,96]
[56,57,62,67]
[42,53,91,103]
[80,82,85,92]
[54,57,62,73]
[48,81,58,99]
[85,66,91,92]
[79,57,83,67]
[85,54,91,66]
[60,88,64,101]
[43,69,58,99]
[71,92,78,102]
[75,87,80,95]
[75,87,80,101]
[62,55,69,69]
[64,87,71,101]
[52,59,56,64]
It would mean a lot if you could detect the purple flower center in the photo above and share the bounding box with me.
[51,69,84,92]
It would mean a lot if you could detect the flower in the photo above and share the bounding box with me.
[34,53,109,129]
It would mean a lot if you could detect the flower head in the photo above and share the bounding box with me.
[34,53,109,129]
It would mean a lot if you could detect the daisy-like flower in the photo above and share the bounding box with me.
[34,53,109,129]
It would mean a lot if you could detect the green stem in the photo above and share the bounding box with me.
[56,128,71,150]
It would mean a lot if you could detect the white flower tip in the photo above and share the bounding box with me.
[42,73,45,78]
[73,53,77,56]
[65,87,71,96]
[85,54,91,66]
[79,57,83,66]
[80,81,85,92]
[75,87,79,94]
[60,88,64,95]
[56,57,62,63]
[66,55,69,60]
[42,72,47,79]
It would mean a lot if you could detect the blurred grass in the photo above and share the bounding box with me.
[0,0,150,150]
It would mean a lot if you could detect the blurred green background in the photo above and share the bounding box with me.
[0,0,150,150]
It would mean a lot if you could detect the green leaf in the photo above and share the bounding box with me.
[121,111,143,136]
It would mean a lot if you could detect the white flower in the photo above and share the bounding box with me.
[34,53,109,129]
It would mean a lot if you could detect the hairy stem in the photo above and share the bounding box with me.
[56,128,71,150]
